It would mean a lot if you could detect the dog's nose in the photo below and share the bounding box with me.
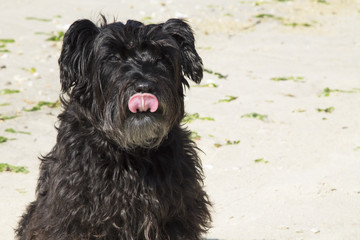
[134,81,154,93]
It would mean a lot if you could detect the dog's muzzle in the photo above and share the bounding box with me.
[128,93,159,113]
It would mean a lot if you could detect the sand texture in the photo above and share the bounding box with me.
[1,0,360,239]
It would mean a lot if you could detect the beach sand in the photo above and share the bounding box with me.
[1,0,360,239]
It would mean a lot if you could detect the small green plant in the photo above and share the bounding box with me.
[141,16,153,23]
[46,31,64,41]
[0,88,20,95]
[193,83,218,88]
[254,1,271,6]
[214,139,240,148]
[254,158,268,164]
[23,100,60,112]
[204,68,228,79]
[0,103,10,106]
[226,140,240,145]
[190,131,201,141]
[283,22,312,27]
[0,136,8,143]
[182,113,215,124]
[21,67,37,74]
[354,146,360,151]
[16,188,27,194]
[0,39,15,43]
[0,163,29,173]
[0,39,15,53]
[319,87,360,97]
[216,95,238,103]
[271,76,304,82]
[25,16,52,22]
[317,0,329,4]
[0,115,17,121]
[317,107,335,113]
[256,14,280,20]
[241,112,268,121]
[292,108,306,113]
[256,14,313,27]
[5,128,31,135]
[319,88,331,97]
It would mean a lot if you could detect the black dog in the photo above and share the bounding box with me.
[16,18,211,240]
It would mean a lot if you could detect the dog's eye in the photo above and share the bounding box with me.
[109,55,121,62]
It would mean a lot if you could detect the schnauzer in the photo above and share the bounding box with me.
[16,17,211,240]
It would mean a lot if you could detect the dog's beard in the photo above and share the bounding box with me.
[98,99,171,150]
[122,113,170,149]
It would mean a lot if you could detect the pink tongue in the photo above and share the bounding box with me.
[128,93,159,113]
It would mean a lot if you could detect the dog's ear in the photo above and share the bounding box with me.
[163,19,203,85]
[58,19,99,93]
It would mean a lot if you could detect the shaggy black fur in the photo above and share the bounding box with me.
[15,17,211,240]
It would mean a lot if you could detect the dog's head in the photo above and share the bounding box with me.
[59,18,203,149]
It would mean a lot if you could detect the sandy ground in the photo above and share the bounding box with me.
[1,0,360,239]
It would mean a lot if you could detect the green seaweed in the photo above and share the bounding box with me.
[0,115,17,121]
[256,14,313,27]
[0,39,15,43]
[182,113,215,124]
[34,32,52,36]
[214,143,222,148]
[16,188,27,194]
[254,158,269,164]
[23,100,60,112]
[21,67,37,74]
[0,89,20,95]
[193,83,218,88]
[0,163,29,173]
[317,0,329,4]
[0,136,8,143]
[204,68,228,79]
[271,76,304,82]
[46,31,64,41]
[216,95,238,103]
[317,107,335,113]
[256,14,281,20]
[141,16,153,23]
[5,128,31,135]
[283,22,312,27]
[319,87,360,97]
[25,17,52,22]
[241,112,268,121]
[226,140,240,145]
[214,139,240,148]
[190,131,201,141]
[0,39,15,52]
[292,108,306,113]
